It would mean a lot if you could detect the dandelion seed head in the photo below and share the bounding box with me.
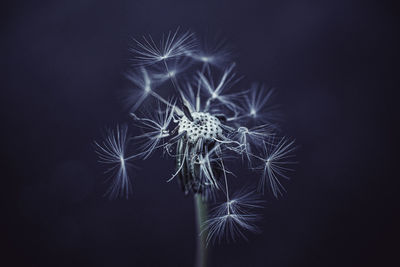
[96,29,297,244]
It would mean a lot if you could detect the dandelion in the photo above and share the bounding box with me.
[94,29,297,266]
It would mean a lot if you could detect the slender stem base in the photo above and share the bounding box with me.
[194,194,208,267]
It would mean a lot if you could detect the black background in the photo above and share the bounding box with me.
[2,0,398,266]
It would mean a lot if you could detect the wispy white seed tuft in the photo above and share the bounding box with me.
[258,138,297,198]
[131,28,197,66]
[94,125,132,199]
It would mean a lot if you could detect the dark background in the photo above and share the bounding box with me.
[2,0,398,266]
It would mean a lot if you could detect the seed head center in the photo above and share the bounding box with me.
[178,112,222,143]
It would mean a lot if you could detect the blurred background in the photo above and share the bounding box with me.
[1,0,398,266]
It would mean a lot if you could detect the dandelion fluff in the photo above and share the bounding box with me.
[95,29,297,254]
[94,125,132,199]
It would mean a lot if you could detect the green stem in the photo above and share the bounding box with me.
[194,194,208,267]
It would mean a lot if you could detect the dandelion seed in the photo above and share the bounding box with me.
[94,125,133,199]
[241,83,281,123]
[198,63,243,111]
[131,28,197,66]
[235,125,275,156]
[203,190,263,245]
[124,67,155,112]
[258,138,296,197]
[189,35,232,69]
[151,56,193,84]
[219,189,264,215]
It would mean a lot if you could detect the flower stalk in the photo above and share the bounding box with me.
[194,193,208,267]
